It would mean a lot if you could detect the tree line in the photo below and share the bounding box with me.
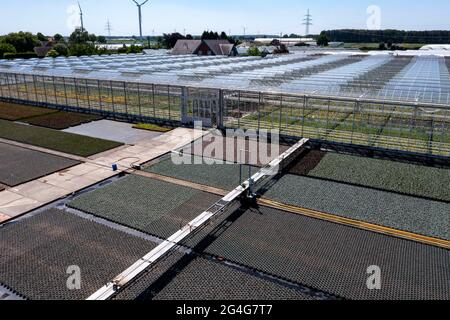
[323,29,450,44]
[0,30,139,59]
[156,31,238,49]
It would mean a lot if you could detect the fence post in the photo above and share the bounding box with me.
[350,100,358,145]
[181,86,188,124]
[217,89,224,129]
[97,80,102,112]
[110,81,115,116]
[257,92,262,133]
[137,82,142,118]
[301,96,307,138]
[123,82,128,115]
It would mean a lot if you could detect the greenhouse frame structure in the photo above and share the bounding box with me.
[0,52,449,157]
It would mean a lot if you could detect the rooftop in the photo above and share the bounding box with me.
[1,52,449,105]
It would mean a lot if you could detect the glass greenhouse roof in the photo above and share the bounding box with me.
[1,52,449,105]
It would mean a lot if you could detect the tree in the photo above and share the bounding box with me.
[37,32,48,42]
[316,32,329,46]
[69,28,90,44]
[97,36,107,44]
[247,46,261,56]
[185,34,194,40]
[161,32,185,49]
[322,29,450,44]
[220,32,228,40]
[378,42,387,50]
[46,50,59,58]
[88,34,97,43]
[68,43,96,56]
[53,43,69,56]
[201,31,220,40]
[0,43,16,58]
[54,34,64,42]
[1,32,40,53]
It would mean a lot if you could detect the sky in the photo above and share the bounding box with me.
[0,0,449,36]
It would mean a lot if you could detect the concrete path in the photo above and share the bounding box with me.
[63,120,163,145]
[0,127,205,222]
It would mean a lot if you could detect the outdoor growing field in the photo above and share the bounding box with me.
[0,119,122,156]
[0,102,59,120]
[68,175,221,239]
[302,152,450,201]
[23,111,102,129]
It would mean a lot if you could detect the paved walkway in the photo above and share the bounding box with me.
[0,128,205,222]
[63,120,163,145]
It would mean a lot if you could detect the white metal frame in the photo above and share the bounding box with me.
[87,138,309,300]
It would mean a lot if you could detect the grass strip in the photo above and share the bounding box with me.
[0,119,122,157]
[0,102,58,121]
[23,111,102,130]
[133,123,172,133]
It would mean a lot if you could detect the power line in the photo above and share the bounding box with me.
[105,18,113,37]
[302,8,313,36]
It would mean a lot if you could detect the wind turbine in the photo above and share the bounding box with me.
[78,2,84,32]
[132,0,149,40]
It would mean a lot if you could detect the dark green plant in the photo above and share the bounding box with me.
[316,32,329,46]
[53,43,68,56]
[0,43,16,58]
[1,32,40,53]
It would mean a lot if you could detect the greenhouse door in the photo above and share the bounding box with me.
[181,87,222,128]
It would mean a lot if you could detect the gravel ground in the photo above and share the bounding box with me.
[182,133,291,167]
[202,206,450,300]
[68,175,220,238]
[307,153,450,202]
[263,174,450,240]
[114,252,315,301]
[145,155,259,191]
[0,142,80,186]
[63,120,163,144]
[286,149,327,175]
[0,209,155,300]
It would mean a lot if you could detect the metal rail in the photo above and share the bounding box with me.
[87,138,309,300]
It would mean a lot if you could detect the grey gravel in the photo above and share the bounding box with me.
[63,119,162,144]
[0,142,80,186]
[264,174,450,240]
[0,208,155,300]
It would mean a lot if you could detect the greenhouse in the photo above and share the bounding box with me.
[0,52,449,156]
